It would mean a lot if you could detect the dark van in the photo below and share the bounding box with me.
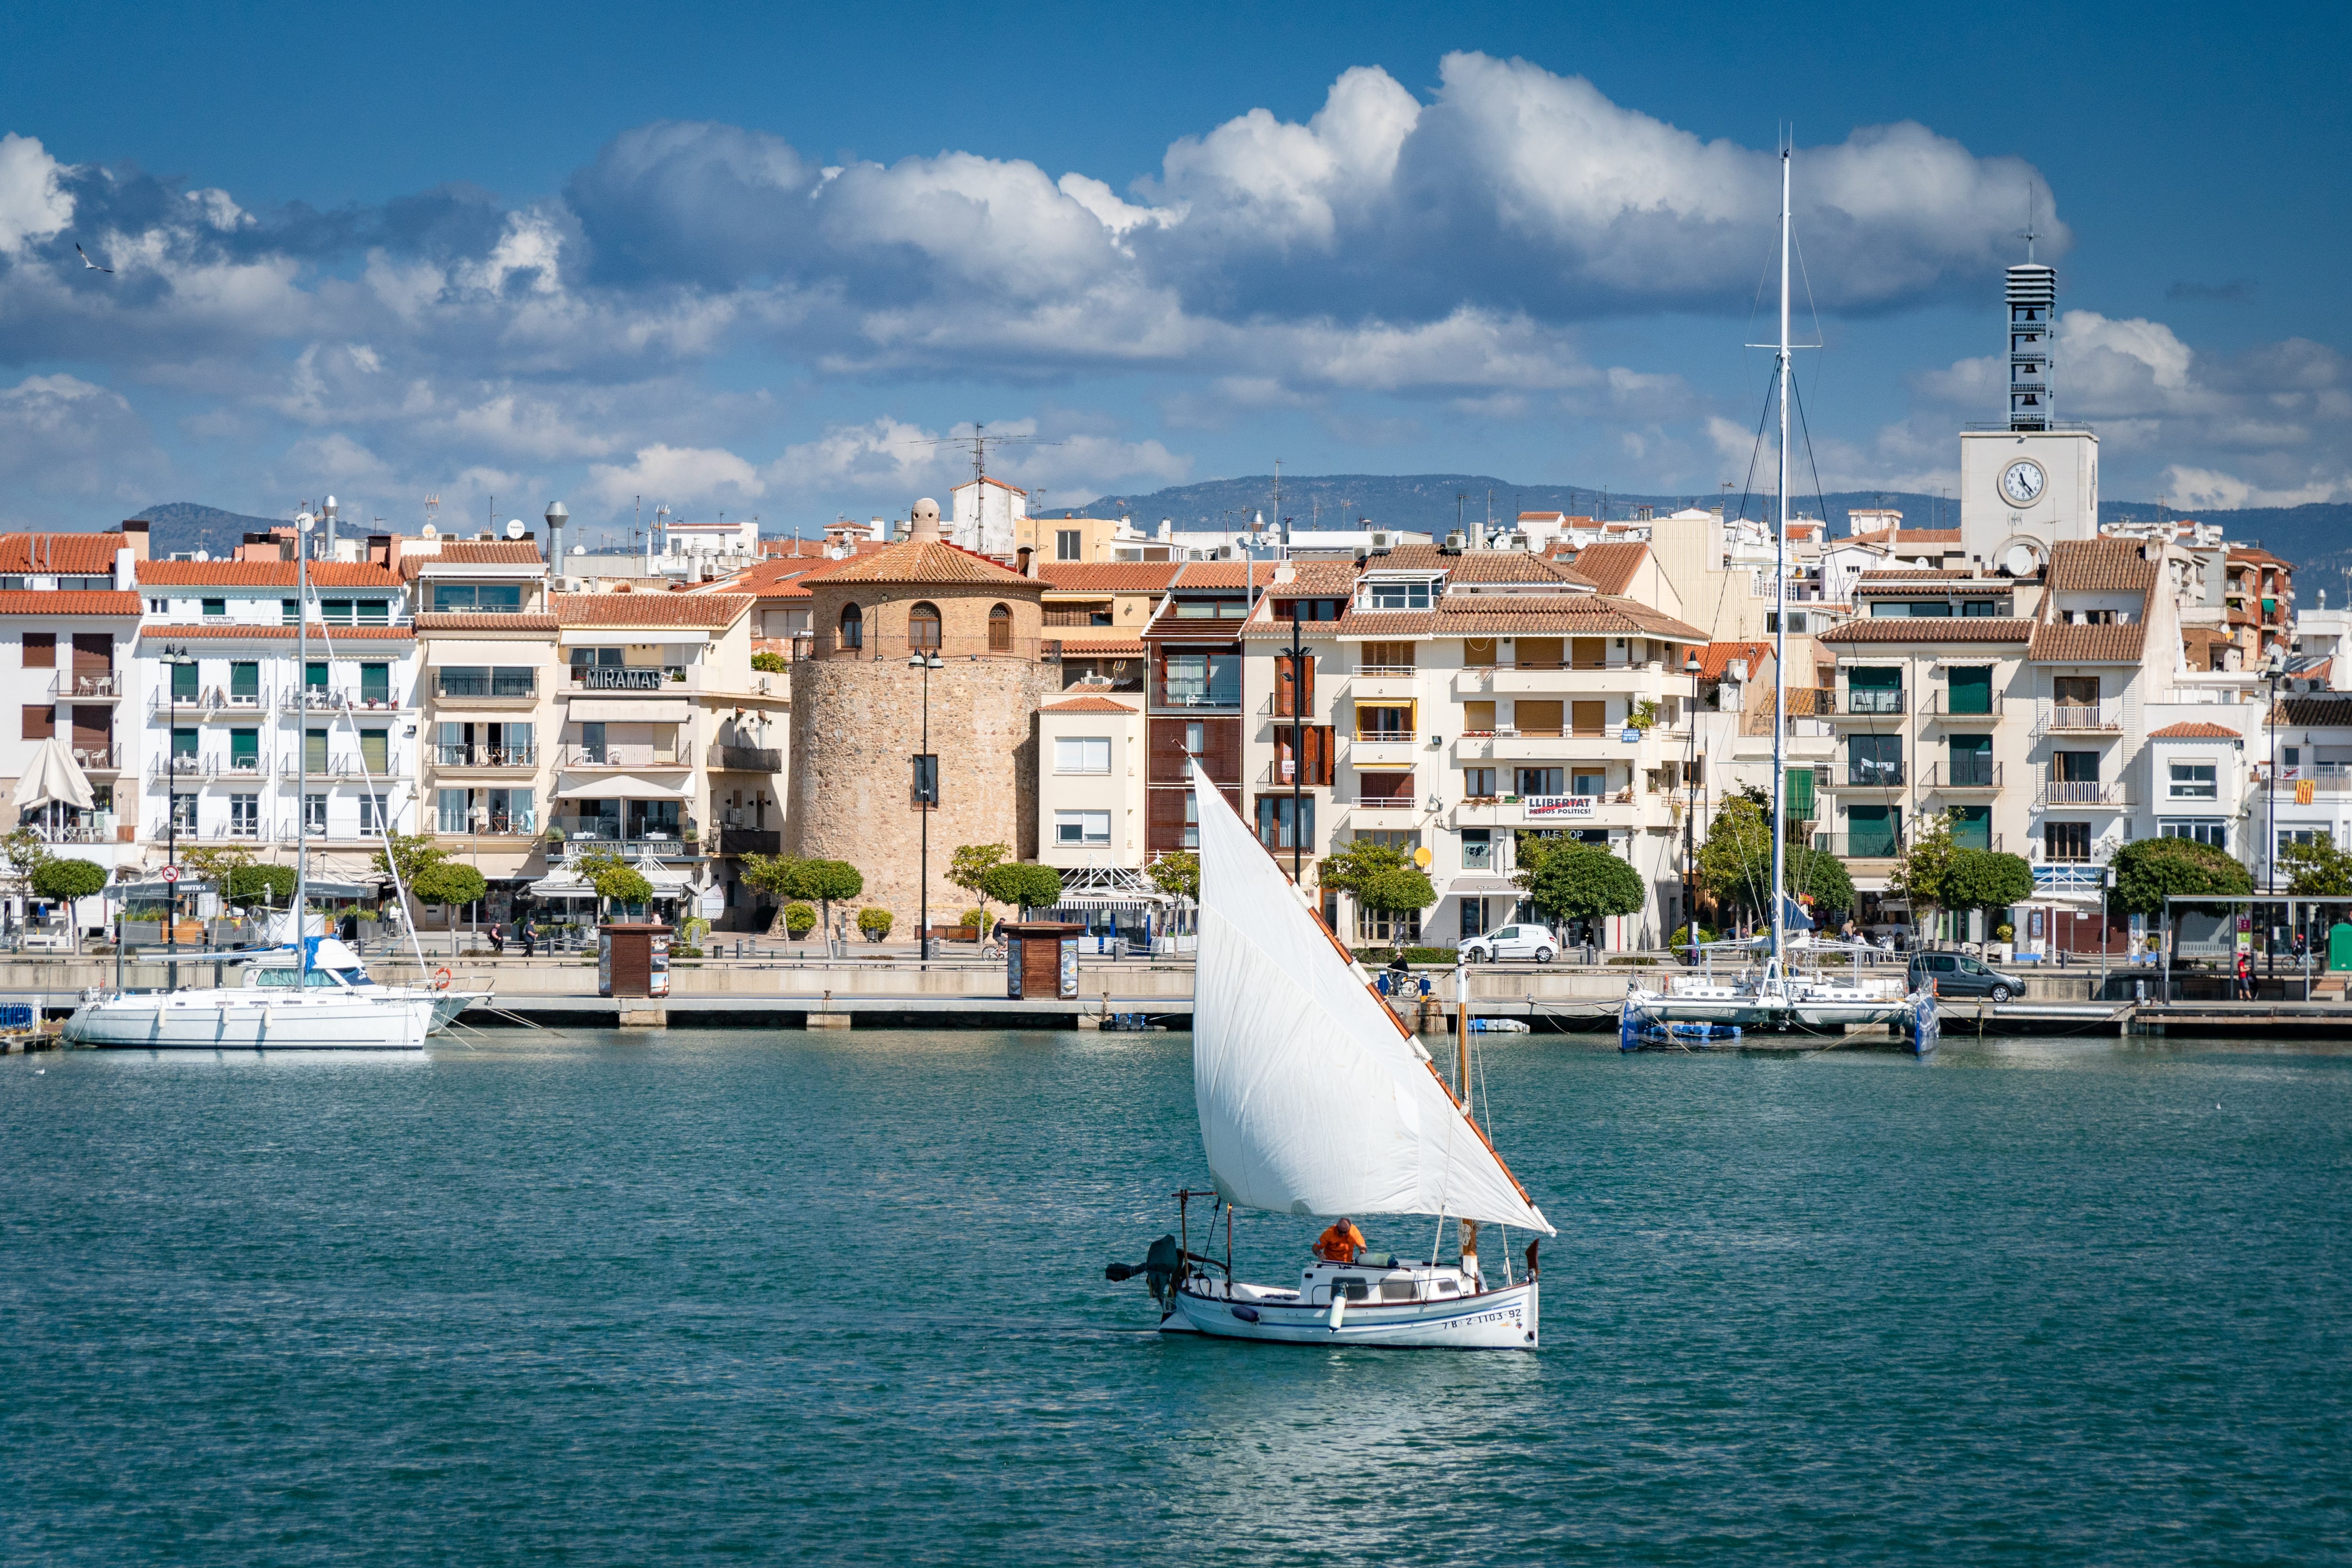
[1908,951,2021,1002]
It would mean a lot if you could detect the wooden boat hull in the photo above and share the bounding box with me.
[1167,1278,1538,1349]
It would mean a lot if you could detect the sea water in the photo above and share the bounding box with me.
[0,1029,2345,1564]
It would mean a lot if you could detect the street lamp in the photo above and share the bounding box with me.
[908,649,943,963]
[2265,648,2286,982]
[1683,648,1702,965]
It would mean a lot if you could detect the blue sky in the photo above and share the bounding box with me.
[0,0,2345,540]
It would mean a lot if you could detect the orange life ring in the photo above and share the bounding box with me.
[433,967,453,991]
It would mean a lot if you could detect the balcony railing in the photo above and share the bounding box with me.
[548,823,704,857]
[1354,664,1417,677]
[1351,729,1417,744]
[1260,761,1334,787]
[1923,760,2002,791]
[717,827,781,855]
[1343,794,1421,810]
[1152,680,1242,711]
[431,812,540,837]
[1811,832,1905,859]
[2038,703,2122,733]
[559,744,688,769]
[1843,763,1906,788]
[708,744,783,772]
[1924,691,2004,719]
[280,689,406,713]
[208,820,264,840]
[435,673,539,699]
[1836,689,1906,716]
[52,672,119,699]
[432,744,538,769]
[2041,780,2127,806]
[72,744,121,772]
[27,822,119,845]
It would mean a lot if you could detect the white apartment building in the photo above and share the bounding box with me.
[950,475,1028,558]
[133,556,422,882]
[1037,695,1144,871]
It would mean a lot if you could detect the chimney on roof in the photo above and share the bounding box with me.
[1015,545,1033,577]
[367,533,391,568]
[909,498,942,546]
[120,519,150,562]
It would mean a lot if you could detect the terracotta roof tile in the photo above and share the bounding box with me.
[1260,562,1365,594]
[1040,695,1139,713]
[2045,538,2159,595]
[1052,634,1148,654]
[414,540,543,568]
[554,593,753,629]
[1330,609,1438,638]
[1038,562,1181,592]
[416,612,559,632]
[0,590,141,616]
[137,560,403,588]
[1854,569,1976,586]
[813,539,1040,588]
[0,532,130,574]
[2148,721,2243,740]
[133,622,415,641]
[1556,541,1649,596]
[2029,623,2147,661]
[1819,618,2034,644]
[1853,527,1961,545]
[1169,562,1270,589]
[1698,640,1775,679]
[2227,546,2289,567]
[1429,594,1705,641]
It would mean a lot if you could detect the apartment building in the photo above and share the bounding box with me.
[133,554,421,881]
[1038,694,1144,871]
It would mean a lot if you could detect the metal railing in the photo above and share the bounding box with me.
[1259,761,1333,786]
[708,744,783,772]
[558,744,688,768]
[1925,690,2004,719]
[1810,832,1905,859]
[72,744,120,771]
[432,744,538,768]
[1836,688,1906,716]
[548,824,704,856]
[1842,763,1906,788]
[2038,703,2122,732]
[1351,729,1417,744]
[1342,794,1420,810]
[1923,760,2002,790]
[25,822,118,845]
[1354,664,1417,677]
[1151,681,1242,711]
[2041,780,2126,806]
[280,688,405,713]
[434,672,539,699]
[52,672,119,699]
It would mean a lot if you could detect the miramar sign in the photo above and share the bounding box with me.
[1521,795,1598,818]
[576,667,665,691]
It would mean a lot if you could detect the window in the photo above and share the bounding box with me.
[1357,904,1422,943]
[228,728,259,769]
[229,661,259,700]
[1849,733,1902,786]
[201,598,226,619]
[1355,703,1412,739]
[360,729,388,775]
[2169,762,2217,800]
[1961,600,2003,617]
[911,753,938,807]
[2162,820,2226,848]
[171,660,199,702]
[1848,804,1900,857]
[1183,790,1198,849]
[1365,579,1433,610]
[839,603,863,650]
[2279,828,2323,858]
[1055,736,1112,774]
[170,726,198,759]
[1765,610,1809,633]
[1253,795,1314,851]
[580,722,606,764]
[358,598,389,624]
[360,663,390,705]
[306,662,328,692]
[493,789,536,834]
[1947,735,1994,787]
[150,599,167,615]
[323,599,354,623]
[908,602,942,651]
[170,794,197,833]
[2053,675,2099,707]
[2045,822,2092,862]
[1462,828,1493,868]
[230,794,259,835]
[1951,805,1991,849]
[1462,638,1498,668]
[358,794,386,836]
[1516,767,1564,798]
[1173,598,1245,619]
[431,584,522,612]
[1056,530,1081,562]
[1464,767,1497,800]
[1185,721,1205,755]
[1847,667,1901,714]
[304,793,326,833]
[20,633,52,668]
[988,603,1012,652]
[1361,641,1415,672]
[438,789,469,832]
[1948,666,1994,715]
[305,729,327,771]
[282,599,299,624]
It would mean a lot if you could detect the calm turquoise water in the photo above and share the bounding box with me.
[2,1028,2347,1564]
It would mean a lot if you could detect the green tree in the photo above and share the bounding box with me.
[750,650,787,673]
[949,842,1010,903]
[2112,834,2253,917]
[1515,839,1644,924]
[783,901,818,938]
[1,825,48,886]
[413,860,489,910]
[222,862,297,910]
[979,861,1063,914]
[30,856,106,951]
[1943,849,2034,933]
[1318,837,1405,896]
[1786,845,1856,919]
[857,906,894,942]
[1890,809,1962,937]
[370,830,449,890]
[742,852,864,938]
[2278,832,2352,897]
[1147,850,1198,902]
[573,848,651,915]
[1694,797,1774,917]
[1323,840,1434,951]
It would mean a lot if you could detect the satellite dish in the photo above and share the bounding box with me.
[571,544,586,555]
[2002,544,2035,577]
[505,519,526,540]
[421,523,438,539]
[192,549,209,562]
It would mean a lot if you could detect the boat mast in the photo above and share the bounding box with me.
[1770,142,1791,976]
[1456,962,1478,1273]
[296,501,317,974]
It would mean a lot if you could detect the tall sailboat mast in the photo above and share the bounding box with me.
[296,502,315,970]
[1770,143,1791,972]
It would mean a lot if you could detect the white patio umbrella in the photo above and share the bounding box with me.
[13,736,96,949]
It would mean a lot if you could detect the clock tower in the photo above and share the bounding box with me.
[1959,261,2099,575]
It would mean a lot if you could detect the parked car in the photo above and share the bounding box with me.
[1908,950,2021,1002]
[1461,924,1558,964]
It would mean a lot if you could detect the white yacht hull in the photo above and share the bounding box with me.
[61,990,433,1050]
[1167,1276,1539,1350]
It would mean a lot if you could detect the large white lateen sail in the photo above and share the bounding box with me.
[1189,763,1552,1234]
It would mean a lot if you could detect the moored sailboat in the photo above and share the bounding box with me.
[1127,762,1555,1349]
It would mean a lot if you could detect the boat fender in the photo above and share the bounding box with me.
[1230,1304,1260,1323]
[1328,1295,1346,1330]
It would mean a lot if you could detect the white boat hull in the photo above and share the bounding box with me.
[61,990,433,1050]
[1167,1277,1539,1349]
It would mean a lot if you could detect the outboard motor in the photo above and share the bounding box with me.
[1104,1235,1185,1306]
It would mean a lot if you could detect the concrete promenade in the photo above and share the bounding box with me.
[11,948,2352,1037]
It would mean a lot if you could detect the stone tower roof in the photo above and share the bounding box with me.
[814,540,1043,592]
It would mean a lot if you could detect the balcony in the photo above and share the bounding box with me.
[1354,663,1417,678]
[1341,794,1422,812]
[435,672,539,701]
[2037,703,2122,734]
[1828,689,1906,719]
[1826,763,1906,791]
[558,744,690,771]
[1152,679,1242,712]
[26,821,122,846]
[51,672,120,700]
[548,822,704,858]
[321,755,403,782]
[707,744,784,772]
[1810,832,1904,860]
[2032,862,2110,894]
[1922,760,2002,793]
[718,827,781,855]
[279,688,409,715]
[1259,761,1334,787]
[2039,780,2128,808]
[1351,729,1418,744]
[1923,691,2005,721]
[432,744,539,771]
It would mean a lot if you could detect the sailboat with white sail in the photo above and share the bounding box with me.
[1624,143,1933,1047]
[1134,762,1553,1349]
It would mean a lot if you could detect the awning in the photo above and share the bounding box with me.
[107,879,217,899]
[565,697,695,721]
[1444,874,1523,896]
[553,771,691,799]
[527,852,696,898]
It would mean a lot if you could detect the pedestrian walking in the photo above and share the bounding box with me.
[2236,951,2256,1000]
[519,918,538,959]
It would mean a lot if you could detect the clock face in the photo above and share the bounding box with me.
[2001,459,2046,505]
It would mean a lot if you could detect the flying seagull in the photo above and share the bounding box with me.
[75,243,111,273]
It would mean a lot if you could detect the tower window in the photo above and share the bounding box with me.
[988,603,1012,652]
[839,602,863,650]
[908,602,942,651]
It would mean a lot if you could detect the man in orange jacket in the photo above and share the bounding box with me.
[1313,1217,1366,1263]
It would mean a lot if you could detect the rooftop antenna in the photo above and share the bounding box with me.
[906,423,1062,546]
[1271,459,1286,547]
[2018,185,2042,264]
[424,494,440,531]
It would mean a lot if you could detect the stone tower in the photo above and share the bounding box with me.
[786,499,1057,930]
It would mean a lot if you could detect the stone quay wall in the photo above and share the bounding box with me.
[784,654,1058,929]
